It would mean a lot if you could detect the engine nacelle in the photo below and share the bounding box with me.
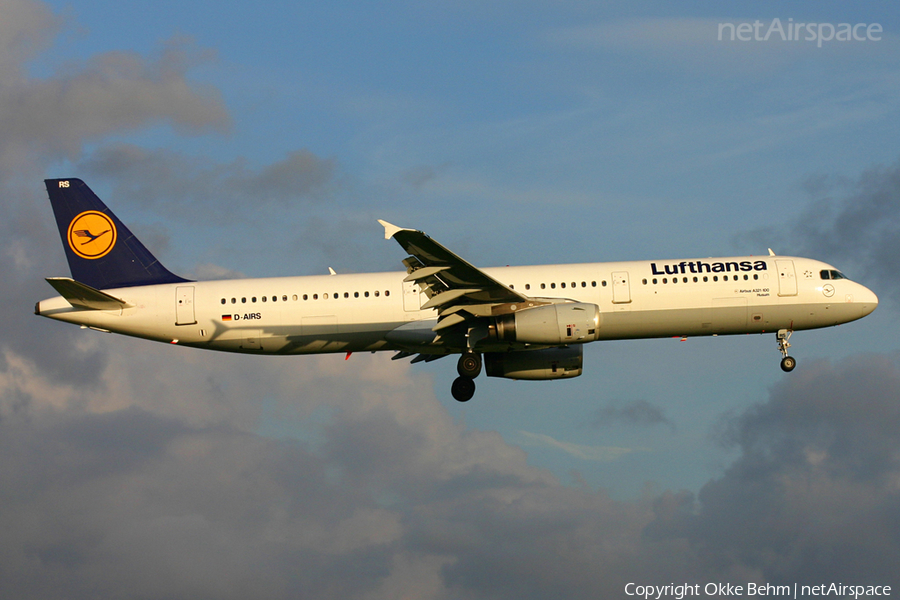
[484,346,583,380]
[492,302,601,345]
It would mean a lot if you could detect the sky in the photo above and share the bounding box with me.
[3,0,900,597]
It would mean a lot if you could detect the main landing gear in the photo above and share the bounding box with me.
[451,351,482,402]
[777,329,796,372]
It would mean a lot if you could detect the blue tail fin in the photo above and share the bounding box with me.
[45,178,189,289]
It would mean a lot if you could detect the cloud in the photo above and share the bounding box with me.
[0,37,230,166]
[518,430,648,462]
[77,144,336,220]
[0,0,59,80]
[679,356,900,585]
[591,399,675,429]
[794,160,900,288]
[739,158,900,299]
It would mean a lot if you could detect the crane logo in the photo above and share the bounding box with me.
[67,211,117,259]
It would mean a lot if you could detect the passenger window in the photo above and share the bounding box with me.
[385,290,390,297]
[375,291,380,297]
[221,298,226,304]
[262,296,267,302]
[525,284,531,290]
[551,283,556,289]
[354,292,359,298]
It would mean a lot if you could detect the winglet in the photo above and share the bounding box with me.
[378,219,410,240]
[768,248,776,256]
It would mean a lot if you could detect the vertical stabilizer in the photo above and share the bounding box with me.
[44,178,189,289]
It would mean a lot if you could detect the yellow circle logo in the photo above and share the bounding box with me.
[67,211,117,259]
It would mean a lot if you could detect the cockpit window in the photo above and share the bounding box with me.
[820,269,846,280]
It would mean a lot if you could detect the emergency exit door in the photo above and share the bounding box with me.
[612,272,631,304]
[175,286,196,325]
[775,260,797,297]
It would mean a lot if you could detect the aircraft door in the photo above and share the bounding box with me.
[612,272,631,304]
[175,286,196,325]
[776,260,797,297]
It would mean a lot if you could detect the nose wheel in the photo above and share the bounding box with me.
[777,329,796,372]
[452,351,482,402]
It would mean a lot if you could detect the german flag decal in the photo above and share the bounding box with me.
[222,315,233,321]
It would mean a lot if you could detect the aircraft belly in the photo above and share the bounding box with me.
[597,300,844,340]
[203,320,403,355]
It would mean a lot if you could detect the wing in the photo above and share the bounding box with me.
[379,220,541,335]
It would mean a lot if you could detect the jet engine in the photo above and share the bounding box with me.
[492,302,601,345]
[484,346,583,380]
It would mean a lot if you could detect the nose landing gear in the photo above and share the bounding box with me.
[451,351,482,402]
[777,329,796,372]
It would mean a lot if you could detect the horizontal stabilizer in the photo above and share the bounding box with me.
[45,277,132,310]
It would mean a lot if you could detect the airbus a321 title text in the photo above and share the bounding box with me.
[625,582,891,600]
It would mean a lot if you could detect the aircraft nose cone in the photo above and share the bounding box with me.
[858,284,878,317]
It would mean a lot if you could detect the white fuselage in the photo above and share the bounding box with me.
[36,255,878,355]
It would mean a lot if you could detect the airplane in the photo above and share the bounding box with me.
[35,179,879,402]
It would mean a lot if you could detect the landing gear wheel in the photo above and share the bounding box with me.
[776,329,796,373]
[780,356,797,372]
[451,376,476,402]
[457,352,482,378]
